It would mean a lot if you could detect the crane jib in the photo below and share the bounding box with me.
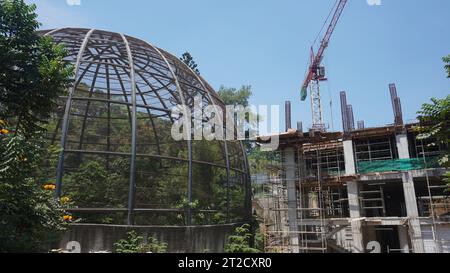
[299,0,348,102]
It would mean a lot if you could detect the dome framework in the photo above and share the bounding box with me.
[39,28,251,226]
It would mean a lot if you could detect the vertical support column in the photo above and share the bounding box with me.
[398,225,410,253]
[284,147,299,253]
[347,181,364,253]
[297,122,303,133]
[148,43,193,226]
[241,141,253,223]
[285,101,292,132]
[122,34,138,226]
[223,141,231,224]
[396,134,410,159]
[343,140,356,175]
[55,29,95,198]
[344,139,364,252]
[402,171,425,253]
[187,140,193,226]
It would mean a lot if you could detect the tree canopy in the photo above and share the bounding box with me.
[218,85,253,107]
[416,56,450,187]
[444,55,450,78]
[180,52,200,75]
[0,0,73,135]
[0,0,73,252]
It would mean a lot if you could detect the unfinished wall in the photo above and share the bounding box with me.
[422,225,450,253]
[59,223,239,253]
[254,125,449,253]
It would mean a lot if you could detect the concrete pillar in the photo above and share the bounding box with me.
[401,171,425,253]
[396,134,410,159]
[284,148,299,252]
[343,140,356,175]
[347,181,364,253]
[398,225,410,253]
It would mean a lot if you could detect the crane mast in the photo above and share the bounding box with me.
[300,0,348,132]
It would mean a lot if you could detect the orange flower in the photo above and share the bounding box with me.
[44,184,57,190]
[63,215,73,221]
[0,129,9,135]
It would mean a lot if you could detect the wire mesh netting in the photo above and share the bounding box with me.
[38,28,250,226]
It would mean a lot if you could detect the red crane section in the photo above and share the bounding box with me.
[301,0,348,101]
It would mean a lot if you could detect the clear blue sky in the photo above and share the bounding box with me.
[26,0,449,131]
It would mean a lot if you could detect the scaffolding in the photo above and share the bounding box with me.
[253,142,351,253]
[418,139,449,253]
[360,184,386,217]
[253,125,449,253]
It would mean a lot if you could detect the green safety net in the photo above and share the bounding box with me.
[357,157,440,174]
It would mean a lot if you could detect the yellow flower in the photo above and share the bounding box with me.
[0,129,9,135]
[44,184,57,190]
[0,120,6,127]
[63,215,73,221]
[60,196,70,204]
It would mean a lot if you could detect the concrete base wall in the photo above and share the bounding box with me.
[59,223,241,253]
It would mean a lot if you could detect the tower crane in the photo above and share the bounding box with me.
[300,0,348,132]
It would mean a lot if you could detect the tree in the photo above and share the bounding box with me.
[180,52,200,75]
[0,124,70,252]
[416,95,450,183]
[218,85,259,150]
[218,85,252,107]
[444,55,450,78]
[415,56,450,188]
[224,224,260,253]
[0,0,73,135]
[0,0,73,252]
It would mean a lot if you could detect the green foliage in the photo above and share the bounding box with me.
[0,0,73,252]
[415,58,450,187]
[52,117,243,226]
[171,140,247,225]
[248,147,281,174]
[0,126,69,252]
[416,95,450,170]
[114,231,167,253]
[218,85,252,107]
[218,85,260,155]
[114,231,142,253]
[444,55,450,78]
[224,224,260,253]
[0,0,73,135]
[63,161,129,218]
[180,52,200,75]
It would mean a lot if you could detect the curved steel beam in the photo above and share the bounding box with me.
[43,28,65,37]
[121,34,138,226]
[142,40,193,226]
[55,29,95,198]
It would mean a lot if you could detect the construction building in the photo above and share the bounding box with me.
[254,87,450,253]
